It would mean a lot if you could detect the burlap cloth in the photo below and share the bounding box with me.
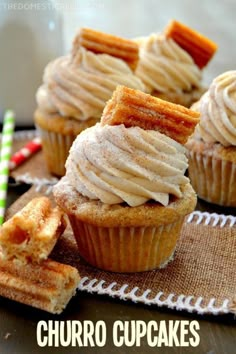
[5,131,236,315]
[5,184,236,316]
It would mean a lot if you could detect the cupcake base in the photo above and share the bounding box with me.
[68,216,184,272]
[34,109,99,177]
[54,178,197,272]
[187,138,236,206]
[36,127,76,177]
[152,86,206,108]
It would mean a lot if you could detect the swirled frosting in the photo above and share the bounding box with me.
[65,123,189,207]
[135,33,202,94]
[193,71,236,147]
[36,47,145,121]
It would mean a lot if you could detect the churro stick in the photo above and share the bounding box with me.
[101,86,200,144]
[0,197,66,263]
[0,257,80,314]
[164,20,218,69]
[73,27,139,70]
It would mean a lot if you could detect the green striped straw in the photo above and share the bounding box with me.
[0,110,15,225]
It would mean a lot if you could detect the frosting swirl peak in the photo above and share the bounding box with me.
[36,47,145,121]
[65,123,189,207]
[135,33,202,94]
[194,71,236,146]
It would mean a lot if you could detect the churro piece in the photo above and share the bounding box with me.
[164,20,218,69]
[101,86,200,144]
[73,27,139,70]
[0,197,66,263]
[0,257,80,314]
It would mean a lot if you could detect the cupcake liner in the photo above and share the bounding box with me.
[36,127,77,176]
[188,149,236,206]
[68,215,185,273]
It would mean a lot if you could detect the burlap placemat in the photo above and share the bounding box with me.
[5,185,236,316]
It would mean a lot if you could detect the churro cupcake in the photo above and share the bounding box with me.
[135,20,217,107]
[186,71,236,206]
[35,28,145,176]
[54,86,199,273]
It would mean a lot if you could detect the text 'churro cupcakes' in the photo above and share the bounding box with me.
[54,86,199,273]
[135,20,217,107]
[186,71,236,206]
[35,28,145,176]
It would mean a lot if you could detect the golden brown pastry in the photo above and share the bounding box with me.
[0,257,80,314]
[0,197,66,263]
[0,197,80,313]
[101,85,200,144]
[164,20,218,69]
[73,27,139,70]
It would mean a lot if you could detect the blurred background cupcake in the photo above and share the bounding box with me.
[186,71,236,206]
[2,0,236,128]
[134,20,217,107]
[34,27,145,176]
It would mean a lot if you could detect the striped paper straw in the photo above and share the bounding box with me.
[9,136,42,171]
[0,110,15,225]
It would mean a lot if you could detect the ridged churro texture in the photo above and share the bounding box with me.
[164,20,218,69]
[73,27,139,70]
[101,86,200,144]
[0,197,80,313]
[0,258,80,314]
[0,197,66,263]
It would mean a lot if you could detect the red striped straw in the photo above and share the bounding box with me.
[9,137,42,171]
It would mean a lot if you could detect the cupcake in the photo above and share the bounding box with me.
[186,71,236,206]
[34,28,145,176]
[53,86,199,272]
[135,20,217,107]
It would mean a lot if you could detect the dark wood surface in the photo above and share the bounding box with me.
[0,184,235,354]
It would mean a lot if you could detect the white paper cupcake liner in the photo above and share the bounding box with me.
[37,127,76,177]
[188,149,236,206]
[68,215,184,273]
